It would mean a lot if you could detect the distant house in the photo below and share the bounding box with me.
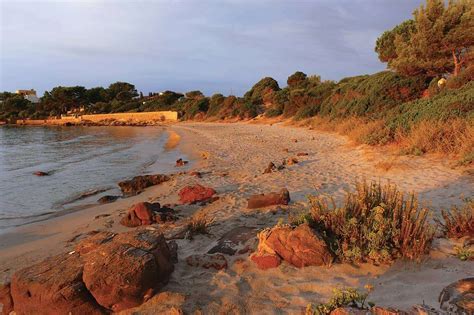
[16,89,40,103]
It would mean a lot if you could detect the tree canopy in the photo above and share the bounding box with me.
[375,0,474,77]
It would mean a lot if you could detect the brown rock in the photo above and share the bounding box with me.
[439,277,474,314]
[178,184,216,204]
[75,231,116,255]
[118,174,170,195]
[189,171,202,178]
[175,158,188,167]
[97,195,119,204]
[296,152,309,156]
[82,228,174,312]
[330,307,367,315]
[33,171,49,176]
[263,162,276,174]
[372,307,408,315]
[259,224,333,268]
[247,188,290,209]
[118,291,185,315]
[186,254,228,270]
[120,202,175,227]
[167,240,179,263]
[120,209,143,227]
[207,226,258,256]
[0,283,13,315]
[286,157,298,165]
[10,252,104,314]
[250,253,281,270]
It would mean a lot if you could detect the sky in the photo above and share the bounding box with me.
[0,0,423,97]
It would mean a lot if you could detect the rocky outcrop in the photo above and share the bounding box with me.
[0,283,13,315]
[120,202,176,228]
[439,277,474,314]
[178,184,216,204]
[247,188,290,209]
[10,228,175,313]
[82,229,174,312]
[251,223,333,269]
[10,252,104,314]
[186,254,228,270]
[118,174,170,195]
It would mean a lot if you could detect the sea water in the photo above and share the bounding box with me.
[0,125,181,231]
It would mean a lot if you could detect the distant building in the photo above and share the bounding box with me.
[16,89,40,103]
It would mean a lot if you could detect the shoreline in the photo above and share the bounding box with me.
[0,126,190,233]
[0,122,472,312]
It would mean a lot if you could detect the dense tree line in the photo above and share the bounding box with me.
[1,0,472,123]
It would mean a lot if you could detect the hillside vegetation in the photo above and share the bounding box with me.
[1,0,473,162]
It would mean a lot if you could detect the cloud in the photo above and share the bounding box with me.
[0,0,421,96]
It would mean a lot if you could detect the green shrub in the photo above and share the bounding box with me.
[307,181,435,264]
[447,65,474,89]
[319,71,428,119]
[265,107,283,117]
[244,77,280,106]
[387,81,474,131]
[207,93,226,117]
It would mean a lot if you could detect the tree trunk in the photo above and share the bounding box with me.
[452,50,461,76]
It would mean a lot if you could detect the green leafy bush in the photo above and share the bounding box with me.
[319,71,428,119]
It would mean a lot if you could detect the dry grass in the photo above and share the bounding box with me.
[395,118,474,157]
[436,200,474,239]
[305,116,473,163]
[186,213,214,236]
[308,181,435,264]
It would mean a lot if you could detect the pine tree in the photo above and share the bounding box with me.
[375,0,474,77]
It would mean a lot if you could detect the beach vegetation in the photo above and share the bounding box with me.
[186,214,214,237]
[306,181,435,264]
[306,287,373,315]
[436,199,474,238]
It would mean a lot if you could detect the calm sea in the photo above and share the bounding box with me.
[0,126,182,231]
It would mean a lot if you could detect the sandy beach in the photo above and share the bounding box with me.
[1,121,473,313]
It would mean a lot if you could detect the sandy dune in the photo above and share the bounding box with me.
[0,122,472,313]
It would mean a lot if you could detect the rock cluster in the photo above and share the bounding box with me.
[5,228,175,313]
[247,188,290,209]
[251,223,333,269]
[118,174,170,195]
[120,202,176,227]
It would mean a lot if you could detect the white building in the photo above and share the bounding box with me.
[16,89,40,103]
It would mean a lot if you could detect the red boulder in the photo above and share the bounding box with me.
[0,283,13,315]
[10,252,104,314]
[82,228,174,312]
[178,184,216,204]
[250,253,281,270]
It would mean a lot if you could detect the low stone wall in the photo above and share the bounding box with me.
[82,111,178,122]
[14,111,178,125]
